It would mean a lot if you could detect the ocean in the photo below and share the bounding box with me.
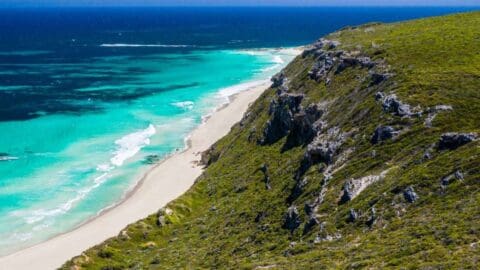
[0,7,475,255]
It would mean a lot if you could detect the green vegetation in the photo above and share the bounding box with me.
[62,11,480,269]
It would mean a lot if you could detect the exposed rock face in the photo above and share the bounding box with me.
[335,55,375,73]
[200,146,219,167]
[288,177,308,203]
[369,72,391,86]
[157,207,173,227]
[381,94,412,117]
[260,93,304,145]
[271,71,289,92]
[308,51,336,82]
[302,38,341,57]
[371,126,398,144]
[305,127,344,165]
[339,170,389,204]
[302,166,333,219]
[283,206,301,233]
[366,207,377,227]
[303,38,344,83]
[441,170,464,187]
[347,208,358,223]
[283,104,324,150]
[438,132,477,150]
[303,216,320,235]
[403,186,419,203]
[307,44,379,84]
[455,170,464,180]
[271,72,286,88]
[340,180,355,204]
[314,222,342,243]
[260,164,272,190]
[425,105,453,127]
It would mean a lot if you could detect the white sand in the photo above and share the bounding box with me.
[0,82,271,270]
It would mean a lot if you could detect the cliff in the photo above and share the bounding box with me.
[63,11,480,269]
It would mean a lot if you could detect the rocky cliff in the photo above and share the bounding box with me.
[63,11,480,269]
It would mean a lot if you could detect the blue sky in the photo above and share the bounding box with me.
[1,0,479,7]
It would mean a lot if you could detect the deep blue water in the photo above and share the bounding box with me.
[1,7,477,51]
[0,6,477,255]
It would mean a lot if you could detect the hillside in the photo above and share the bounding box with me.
[63,11,480,269]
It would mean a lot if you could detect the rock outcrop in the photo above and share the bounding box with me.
[260,93,304,145]
[371,126,398,144]
[156,207,173,227]
[283,206,301,233]
[441,170,464,187]
[438,132,477,150]
[260,164,272,190]
[306,40,380,85]
[303,215,320,235]
[339,170,389,204]
[302,38,340,57]
[288,177,308,203]
[335,55,375,73]
[305,127,344,165]
[403,186,419,203]
[283,104,324,150]
[377,93,413,117]
[369,72,391,86]
[366,207,377,227]
[425,105,453,127]
[308,51,336,83]
[200,146,220,167]
[347,208,358,223]
[271,71,289,92]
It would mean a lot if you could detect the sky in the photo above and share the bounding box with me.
[1,0,479,7]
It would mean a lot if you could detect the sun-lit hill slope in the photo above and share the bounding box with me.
[63,11,480,269]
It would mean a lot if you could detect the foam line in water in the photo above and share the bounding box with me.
[18,172,110,225]
[171,101,194,110]
[110,124,157,167]
[217,80,269,99]
[13,124,157,226]
[100,43,193,48]
[0,156,19,161]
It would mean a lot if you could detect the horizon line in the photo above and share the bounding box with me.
[1,5,479,8]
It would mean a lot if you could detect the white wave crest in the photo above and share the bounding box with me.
[9,232,32,242]
[0,156,19,161]
[217,80,269,99]
[11,124,157,227]
[171,101,194,110]
[110,124,156,167]
[19,173,110,224]
[272,55,285,64]
[100,43,193,48]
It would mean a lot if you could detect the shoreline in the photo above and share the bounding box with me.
[0,80,274,270]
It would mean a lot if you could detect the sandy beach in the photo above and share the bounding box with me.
[0,80,274,270]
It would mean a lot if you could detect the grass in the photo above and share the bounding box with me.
[62,11,480,270]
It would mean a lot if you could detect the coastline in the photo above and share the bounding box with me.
[0,80,275,270]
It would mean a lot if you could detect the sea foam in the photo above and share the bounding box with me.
[0,156,19,161]
[171,101,194,110]
[217,80,269,99]
[100,44,193,48]
[110,124,157,167]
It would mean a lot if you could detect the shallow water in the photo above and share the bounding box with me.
[0,47,297,254]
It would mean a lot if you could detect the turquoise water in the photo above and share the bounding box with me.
[0,48,297,254]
